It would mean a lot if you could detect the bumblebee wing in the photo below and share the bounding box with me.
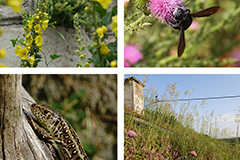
[191,6,220,17]
[178,26,185,57]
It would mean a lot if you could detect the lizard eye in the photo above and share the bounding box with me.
[44,110,49,114]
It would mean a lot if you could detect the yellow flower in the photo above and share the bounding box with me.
[28,19,34,32]
[36,16,39,20]
[28,55,35,67]
[85,62,90,67]
[99,42,110,55]
[15,47,28,60]
[35,36,43,47]
[85,7,89,12]
[92,0,112,9]
[0,49,6,58]
[15,45,21,55]
[101,25,107,33]
[34,24,41,33]
[27,34,33,46]
[111,15,117,37]
[38,32,43,37]
[43,12,48,17]
[0,63,8,67]
[110,61,117,67]
[42,20,49,30]
[7,0,23,12]
[96,27,104,38]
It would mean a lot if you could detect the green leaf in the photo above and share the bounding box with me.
[50,54,62,60]
[18,39,25,45]
[96,6,106,18]
[58,32,66,41]
[10,36,19,47]
[10,39,17,47]
[111,5,117,16]
[35,54,42,59]
[102,12,112,26]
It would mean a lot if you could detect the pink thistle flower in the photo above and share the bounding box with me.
[148,0,185,23]
[126,130,138,139]
[191,151,197,157]
[124,45,143,67]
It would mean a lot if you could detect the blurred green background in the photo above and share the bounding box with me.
[22,74,117,160]
[124,0,240,67]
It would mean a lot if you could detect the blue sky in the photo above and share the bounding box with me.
[125,74,240,138]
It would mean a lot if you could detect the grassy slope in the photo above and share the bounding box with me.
[124,108,240,160]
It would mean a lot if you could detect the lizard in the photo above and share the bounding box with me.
[24,103,89,160]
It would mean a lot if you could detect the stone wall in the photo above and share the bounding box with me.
[124,77,145,114]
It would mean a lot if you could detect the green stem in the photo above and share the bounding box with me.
[92,2,103,67]
[41,50,48,67]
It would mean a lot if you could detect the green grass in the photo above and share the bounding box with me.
[124,108,240,159]
[124,83,240,159]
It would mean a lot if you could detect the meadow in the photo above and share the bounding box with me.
[124,83,240,159]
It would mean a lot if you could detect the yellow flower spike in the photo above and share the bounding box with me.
[34,24,41,33]
[28,55,35,67]
[7,0,23,12]
[101,26,107,33]
[42,20,49,30]
[111,15,117,37]
[96,27,104,38]
[99,42,110,55]
[0,49,6,58]
[110,61,117,67]
[35,36,43,47]
[92,0,112,9]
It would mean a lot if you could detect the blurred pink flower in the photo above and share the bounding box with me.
[124,45,143,67]
[189,20,200,31]
[191,151,197,156]
[129,146,134,151]
[126,130,138,139]
[125,105,133,111]
[148,0,184,23]
[124,0,129,7]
